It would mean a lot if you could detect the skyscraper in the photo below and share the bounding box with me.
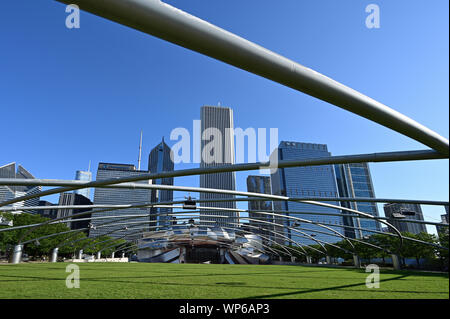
[0,163,41,214]
[436,205,449,237]
[199,105,237,229]
[57,192,93,233]
[335,163,381,238]
[37,200,58,219]
[270,141,344,246]
[383,203,427,235]
[89,163,152,239]
[148,137,174,229]
[74,170,92,199]
[443,205,449,224]
[246,175,283,245]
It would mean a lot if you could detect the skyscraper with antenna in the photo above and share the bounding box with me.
[148,137,174,229]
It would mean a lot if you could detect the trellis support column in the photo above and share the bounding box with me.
[10,244,23,264]
[392,254,402,270]
[51,248,59,263]
[353,254,361,268]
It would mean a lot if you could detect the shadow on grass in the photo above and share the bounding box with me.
[243,274,418,298]
[1,271,448,298]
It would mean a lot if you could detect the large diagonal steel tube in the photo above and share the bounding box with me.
[53,0,449,155]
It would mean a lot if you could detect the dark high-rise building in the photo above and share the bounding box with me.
[335,163,381,238]
[148,138,174,229]
[270,141,344,246]
[199,105,237,229]
[37,200,58,219]
[57,193,93,233]
[246,175,283,245]
[383,203,427,235]
[90,163,152,239]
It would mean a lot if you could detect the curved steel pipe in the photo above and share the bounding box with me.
[54,0,449,155]
[6,184,403,246]
[0,150,446,210]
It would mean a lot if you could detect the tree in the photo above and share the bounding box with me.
[436,228,449,270]
[369,234,394,264]
[1,212,83,259]
[398,232,438,268]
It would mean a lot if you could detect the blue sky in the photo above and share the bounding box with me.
[1,0,448,233]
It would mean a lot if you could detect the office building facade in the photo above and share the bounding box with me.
[199,106,237,229]
[383,203,427,234]
[57,193,93,233]
[37,200,58,219]
[89,163,152,239]
[270,141,344,246]
[335,163,381,238]
[0,163,41,214]
[246,175,285,245]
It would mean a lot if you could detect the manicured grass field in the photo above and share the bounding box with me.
[0,262,448,299]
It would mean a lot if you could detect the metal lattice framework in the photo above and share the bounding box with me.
[0,0,448,266]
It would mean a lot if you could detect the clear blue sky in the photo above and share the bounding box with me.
[1,1,448,233]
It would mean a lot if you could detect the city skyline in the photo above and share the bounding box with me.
[0,2,448,304]
[1,1,448,235]
[89,162,152,239]
[1,113,447,236]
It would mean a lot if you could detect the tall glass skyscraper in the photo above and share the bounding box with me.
[148,138,174,229]
[246,175,284,245]
[270,141,344,246]
[334,163,381,238]
[74,170,92,199]
[199,105,237,229]
[90,163,152,239]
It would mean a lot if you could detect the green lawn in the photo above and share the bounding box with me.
[0,262,448,299]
